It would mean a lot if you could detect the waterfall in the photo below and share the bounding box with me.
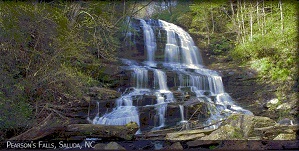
[132,67,148,89]
[179,105,186,122]
[92,18,252,133]
[154,69,169,93]
[140,19,156,65]
[159,20,200,67]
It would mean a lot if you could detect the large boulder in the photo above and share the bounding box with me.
[273,133,296,140]
[220,113,276,138]
[200,125,244,140]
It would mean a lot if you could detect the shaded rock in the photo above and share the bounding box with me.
[166,129,214,141]
[273,133,296,140]
[220,141,250,150]
[94,143,106,150]
[104,142,126,150]
[88,87,120,99]
[187,140,221,148]
[165,142,183,150]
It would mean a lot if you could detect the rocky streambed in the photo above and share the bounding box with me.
[6,86,298,150]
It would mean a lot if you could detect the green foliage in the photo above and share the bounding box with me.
[0,1,123,133]
[152,1,192,28]
[209,35,232,55]
[231,1,297,85]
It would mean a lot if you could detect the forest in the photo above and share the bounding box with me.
[0,0,298,149]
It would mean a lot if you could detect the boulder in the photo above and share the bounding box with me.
[273,133,296,140]
[200,125,244,140]
[220,114,276,138]
[165,142,183,150]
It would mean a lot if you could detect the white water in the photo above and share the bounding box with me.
[92,18,252,132]
[140,19,156,65]
[179,105,186,122]
[159,20,200,67]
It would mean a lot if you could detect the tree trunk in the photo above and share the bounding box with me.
[250,2,253,41]
[240,0,245,43]
[262,0,265,35]
[210,3,214,33]
[279,0,284,32]
[230,0,236,27]
[65,123,139,140]
[256,1,260,31]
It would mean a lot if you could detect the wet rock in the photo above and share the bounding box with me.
[273,134,296,140]
[104,142,126,150]
[278,118,294,125]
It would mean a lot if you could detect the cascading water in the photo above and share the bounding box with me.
[92,18,252,133]
[140,19,157,66]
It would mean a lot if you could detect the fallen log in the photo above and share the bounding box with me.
[64,122,138,140]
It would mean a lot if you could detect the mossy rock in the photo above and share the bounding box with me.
[273,133,296,140]
[222,114,276,138]
[200,125,244,140]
